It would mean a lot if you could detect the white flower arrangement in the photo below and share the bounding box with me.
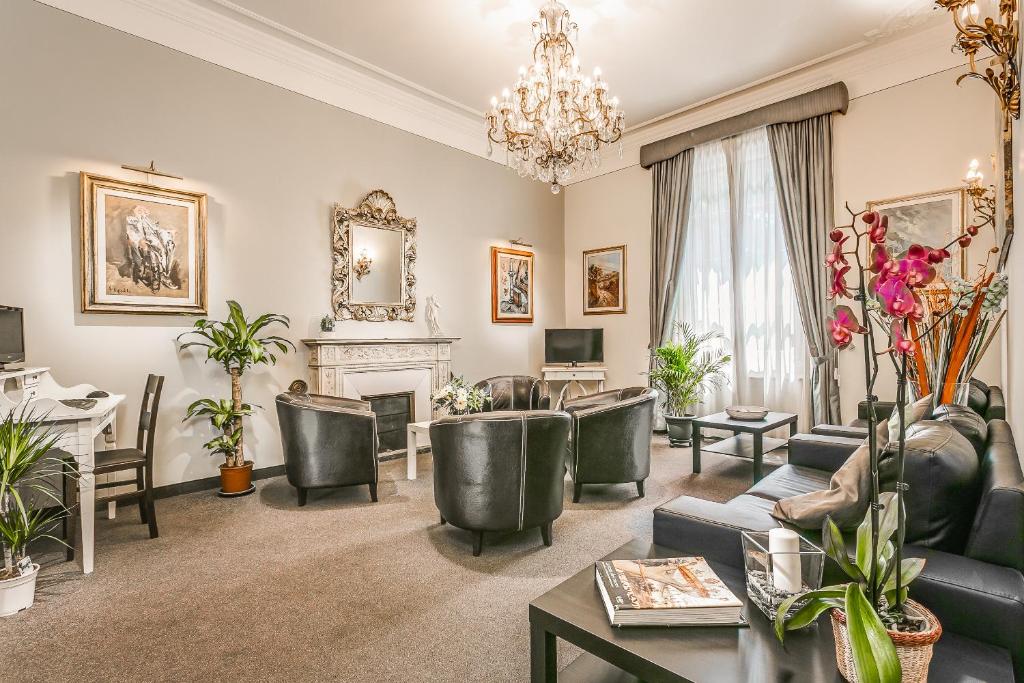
[431,376,489,416]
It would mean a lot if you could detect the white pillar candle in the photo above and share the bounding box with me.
[768,528,802,594]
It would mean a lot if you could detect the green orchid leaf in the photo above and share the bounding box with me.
[823,517,866,584]
[774,585,847,642]
[844,583,901,683]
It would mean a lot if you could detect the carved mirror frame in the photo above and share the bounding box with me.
[331,190,417,322]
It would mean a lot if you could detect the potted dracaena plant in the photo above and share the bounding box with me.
[178,301,293,496]
[776,203,1003,682]
[648,322,731,447]
[0,406,72,616]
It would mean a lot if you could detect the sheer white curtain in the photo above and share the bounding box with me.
[673,127,807,423]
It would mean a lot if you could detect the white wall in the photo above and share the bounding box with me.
[0,0,564,487]
[564,68,1000,423]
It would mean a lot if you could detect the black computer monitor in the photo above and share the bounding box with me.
[545,328,603,366]
[0,306,25,370]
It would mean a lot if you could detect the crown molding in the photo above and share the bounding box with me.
[36,0,490,159]
[568,18,970,185]
[38,0,964,180]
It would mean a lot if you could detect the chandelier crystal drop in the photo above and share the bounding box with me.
[485,1,625,194]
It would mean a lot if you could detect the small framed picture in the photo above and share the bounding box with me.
[491,246,534,324]
[867,188,966,280]
[583,245,626,315]
[81,172,207,315]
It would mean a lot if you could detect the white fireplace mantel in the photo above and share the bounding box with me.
[302,337,459,421]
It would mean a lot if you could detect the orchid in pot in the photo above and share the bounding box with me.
[775,205,1003,681]
[648,323,731,447]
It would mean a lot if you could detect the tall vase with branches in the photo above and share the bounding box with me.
[178,301,293,477]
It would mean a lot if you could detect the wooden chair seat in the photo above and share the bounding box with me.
[94,448,147,473]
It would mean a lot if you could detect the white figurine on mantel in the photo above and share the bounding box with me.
[426,296,444,337]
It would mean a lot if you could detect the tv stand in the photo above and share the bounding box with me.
[541,365,607,405]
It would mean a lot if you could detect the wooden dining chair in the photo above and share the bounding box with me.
[65,374,163,560]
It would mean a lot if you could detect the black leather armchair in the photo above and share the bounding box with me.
[474,375,550,411]
[275,389,379,505]
[429,410,570,556]
[563,387,657,502]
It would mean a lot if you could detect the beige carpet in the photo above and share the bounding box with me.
[3,436,773,682]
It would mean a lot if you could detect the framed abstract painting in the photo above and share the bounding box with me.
[80,172,207,315]
[490,246,534,324]
[867,188,966,280]
[583,244,626,315]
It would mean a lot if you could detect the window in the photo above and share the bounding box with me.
[673,127,806,418]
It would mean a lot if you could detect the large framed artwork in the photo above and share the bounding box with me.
[81,172,207,315]
[490,246,534,324]
[583,244,626,315]
[867,188,967,280]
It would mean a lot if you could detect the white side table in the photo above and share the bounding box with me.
[541,365,608,406]
[405,420,432,480]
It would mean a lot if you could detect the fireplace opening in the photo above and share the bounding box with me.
[363,391,415,454]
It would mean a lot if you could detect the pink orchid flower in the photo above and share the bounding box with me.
[826,235,849,268]
[890,320,915,356]
[869,244,892,274]
[828,305,866,350]
[874,276,917,318]
[868,213,888,245]
[829,264,851,300]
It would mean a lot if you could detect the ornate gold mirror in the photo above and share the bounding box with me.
[331,190,416,321]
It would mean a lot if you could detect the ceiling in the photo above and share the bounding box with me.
[220,0,940,127]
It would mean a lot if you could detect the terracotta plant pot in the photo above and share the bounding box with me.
[664,414,695,447]
[831,600,942,682]
[219,460,254,495]
[0,563,40,617]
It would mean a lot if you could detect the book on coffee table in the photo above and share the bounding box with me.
[595,556,744,626]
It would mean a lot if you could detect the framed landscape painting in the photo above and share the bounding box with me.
[491,246,534,324]
[583,245,626,315]
[81,172,207,314]
[867,188,966,280]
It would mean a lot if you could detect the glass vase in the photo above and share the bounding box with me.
[741,531,825,620]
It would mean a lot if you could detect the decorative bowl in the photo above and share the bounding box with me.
[726,405,769,421]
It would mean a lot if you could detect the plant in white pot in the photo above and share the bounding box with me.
[648,323,731,447]
[178,301,293,495]
[0,406,70,616]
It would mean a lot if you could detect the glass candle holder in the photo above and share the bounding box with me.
[741,530,824,620]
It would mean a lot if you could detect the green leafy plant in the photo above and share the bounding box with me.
[178,301,294,467]
[775,493,926,683]
[648,322,731,416]
[183,399,256,465]
[0,406,73,579]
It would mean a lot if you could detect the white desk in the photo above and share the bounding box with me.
[542,365,607,405]
[1,367,124,574]
[405,420,432,480]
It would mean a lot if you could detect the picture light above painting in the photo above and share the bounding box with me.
[80,172,208,315]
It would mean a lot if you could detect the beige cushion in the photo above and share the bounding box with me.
[772,394,932,530]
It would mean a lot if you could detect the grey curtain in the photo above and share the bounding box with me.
[767,114,842,425]
[650,149,695,350]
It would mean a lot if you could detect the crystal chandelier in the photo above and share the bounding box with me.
[485,1,625,194]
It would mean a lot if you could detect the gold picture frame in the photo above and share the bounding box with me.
[80,172,207,315]
[491,246,534,324]
[866,188,967,280]
[583,244,626,315]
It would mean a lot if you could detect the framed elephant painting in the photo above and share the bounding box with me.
[490,246,534,324]
[80,172,207,315]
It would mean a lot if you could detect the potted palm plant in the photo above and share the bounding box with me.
[648,323,731,447]
[178,301,293,495]
[0,406,70,616]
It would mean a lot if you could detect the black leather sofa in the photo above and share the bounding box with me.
[839,378,1006,432]
[653,408,1024,679]
[275,390,379,505]
[474,375,550,411]
[429,410,570,556]
[563,388,657,501]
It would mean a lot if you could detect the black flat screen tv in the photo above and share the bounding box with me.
[545,328,603,366]
[0,306,24,369]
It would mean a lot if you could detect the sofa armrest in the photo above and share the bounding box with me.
[810,424,868,440]
[904,546,1024,680]
[986,385,1006,421]
[787,433,862,473]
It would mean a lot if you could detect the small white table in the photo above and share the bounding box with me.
[405,420,432,480]
[542,365,607,406]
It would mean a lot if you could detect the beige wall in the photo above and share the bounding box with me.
[564,69,1000,423]
[0,0,564,487]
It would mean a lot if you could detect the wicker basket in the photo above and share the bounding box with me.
[831,600,942,682]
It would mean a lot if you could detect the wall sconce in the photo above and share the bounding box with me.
[354,248,373,280]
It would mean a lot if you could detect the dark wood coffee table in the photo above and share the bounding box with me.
[692,411,798,483]
[529,538,1013,682]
